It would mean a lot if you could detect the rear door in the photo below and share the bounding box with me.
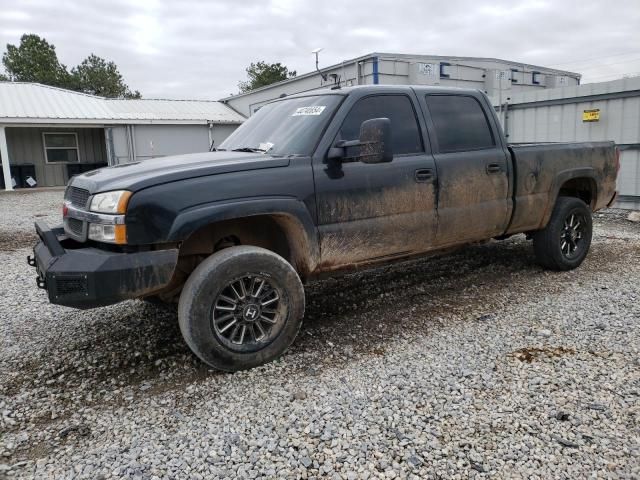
[420,94,511,245]
[312,92,438,269]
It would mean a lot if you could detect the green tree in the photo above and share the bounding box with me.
[71,54,140,99]
[0,72,8,81]
[2,34,71,87]
[1,34,140,98]
[238,61,296,93]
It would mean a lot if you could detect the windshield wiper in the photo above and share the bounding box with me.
[231,147,267,153]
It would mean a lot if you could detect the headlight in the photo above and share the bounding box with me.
[90,190,132,214]
[88,223,127,244]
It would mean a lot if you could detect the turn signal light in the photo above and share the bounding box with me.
[88,223,127,244]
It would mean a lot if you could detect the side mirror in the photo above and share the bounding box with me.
[359,118,393,164]
[327,117,393,164]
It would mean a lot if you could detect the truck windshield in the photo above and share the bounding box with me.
[219,94,343,156]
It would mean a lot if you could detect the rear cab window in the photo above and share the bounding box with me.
[424,95,495,153]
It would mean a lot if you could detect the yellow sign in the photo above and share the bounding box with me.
[583,109,600,122]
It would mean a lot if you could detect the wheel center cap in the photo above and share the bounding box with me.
[242,304,261,322]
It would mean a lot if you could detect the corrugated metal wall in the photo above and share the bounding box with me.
[224,54,579,117]
[496,78,640,200]
[5,127,107,187]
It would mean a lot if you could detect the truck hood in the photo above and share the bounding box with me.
[68,151,290,193]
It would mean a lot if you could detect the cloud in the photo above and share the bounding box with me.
[348,28,391,40]
[0,0,638,99]
[0,10,31,21]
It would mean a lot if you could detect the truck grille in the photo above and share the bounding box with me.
[66,217,84,236]
[65,187,90,208]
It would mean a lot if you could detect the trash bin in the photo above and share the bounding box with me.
[0,165,22,188]
[83,162,107,173]
[66,164,84,178]
[67,163,107,178]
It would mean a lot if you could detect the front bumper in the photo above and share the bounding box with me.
[29,221,178,309]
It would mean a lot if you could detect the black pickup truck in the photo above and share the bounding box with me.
[30,85,619,371]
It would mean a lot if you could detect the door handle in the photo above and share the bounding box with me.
[486,163,503,174]
[415,168,434,182]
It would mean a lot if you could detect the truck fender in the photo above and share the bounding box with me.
[167,196,320,274]
[542,167,598,227]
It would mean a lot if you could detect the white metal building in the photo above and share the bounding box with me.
[221,52,581,117]
[492,76,640,208]
[220,51,638,207]
[0,82,245,190]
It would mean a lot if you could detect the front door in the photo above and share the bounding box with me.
[420,94,511,245]
[312,93,438,270]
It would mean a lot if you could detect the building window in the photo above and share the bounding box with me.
[43,133,80,163]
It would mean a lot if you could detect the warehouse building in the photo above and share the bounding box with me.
[492,76,640,208]
[0,82,244,190]
[221,52,581,117]
[221,52,639,208]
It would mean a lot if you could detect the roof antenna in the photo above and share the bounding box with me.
[312,48,327,82]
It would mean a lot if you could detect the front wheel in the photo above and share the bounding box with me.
[533,197,593,271]
[178,246,305,371]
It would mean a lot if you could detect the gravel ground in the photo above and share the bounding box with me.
[1,190,639,479]
[0,189,63,251]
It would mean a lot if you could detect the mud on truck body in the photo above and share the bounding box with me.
[29,85,620,371]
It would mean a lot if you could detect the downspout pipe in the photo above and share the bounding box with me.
[126,125,137,163]
[104,127,115,166]
[208,122,215,151]
[125,125,132,163]
[372,56,379,85]
[130,125,137,162]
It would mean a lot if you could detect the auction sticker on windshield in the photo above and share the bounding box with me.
[292,106,326,116]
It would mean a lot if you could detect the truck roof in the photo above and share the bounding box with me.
[283,84,483,99]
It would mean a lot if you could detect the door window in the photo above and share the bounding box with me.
[338,95,423,155]
[425,95,495,153]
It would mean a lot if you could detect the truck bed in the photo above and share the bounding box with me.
[506,141,618,234]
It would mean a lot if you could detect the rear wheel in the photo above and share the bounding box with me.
[178,246,305,371]
[533,197,592,271]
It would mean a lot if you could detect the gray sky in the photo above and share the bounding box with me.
[1,0,639,100]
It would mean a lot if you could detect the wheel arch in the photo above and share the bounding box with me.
[542,168,598,228]
[168,197,320,278]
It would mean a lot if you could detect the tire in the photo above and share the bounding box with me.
[178,246,305,371]
[533,196,593,271]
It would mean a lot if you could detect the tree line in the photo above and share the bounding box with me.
[0,34,140,99]
[238,61,296,93]
[0,33,298,98]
